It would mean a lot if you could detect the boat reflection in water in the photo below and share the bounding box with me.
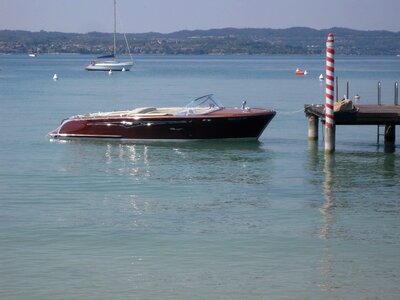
[49,138,272,186]
[49,95,276,141]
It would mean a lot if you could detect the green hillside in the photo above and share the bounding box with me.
[1,27,399,55]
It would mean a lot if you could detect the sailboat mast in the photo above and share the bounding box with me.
[113,0,116,57]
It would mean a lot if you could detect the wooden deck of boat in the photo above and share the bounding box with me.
[304,104,400,125]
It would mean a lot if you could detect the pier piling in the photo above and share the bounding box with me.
[385,125,396,143]
[307,114,319,140]
[325,125,336,153]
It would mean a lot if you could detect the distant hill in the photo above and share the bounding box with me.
[0,27,399,55]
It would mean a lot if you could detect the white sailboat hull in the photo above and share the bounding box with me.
[85,60,134,71]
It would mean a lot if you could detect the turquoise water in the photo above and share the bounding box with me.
[1,54,400,299]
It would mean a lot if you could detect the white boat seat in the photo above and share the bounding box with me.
[134,107,157,114]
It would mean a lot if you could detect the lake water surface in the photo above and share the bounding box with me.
[1,54,400,299]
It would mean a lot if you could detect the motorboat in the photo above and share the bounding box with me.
[49,95,276,140]
[85,0,133,71]
[295,68,308,75]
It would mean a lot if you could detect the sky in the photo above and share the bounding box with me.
[0,0,399,33]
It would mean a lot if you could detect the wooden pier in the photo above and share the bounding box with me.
[304,103,400,150]
[310,32,399,152]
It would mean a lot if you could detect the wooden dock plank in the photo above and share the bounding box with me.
[304,104,400,125]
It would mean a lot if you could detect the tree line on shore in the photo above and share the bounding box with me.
[1,27,399,55]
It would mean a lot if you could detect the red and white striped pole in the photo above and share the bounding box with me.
[325,33,335,152]
[325,33,335,127]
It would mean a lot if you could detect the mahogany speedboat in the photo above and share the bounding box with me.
[49,95,276,140]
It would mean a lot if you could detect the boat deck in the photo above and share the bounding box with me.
[73,107,221,119]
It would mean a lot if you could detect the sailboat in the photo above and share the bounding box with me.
[85,0,134,71]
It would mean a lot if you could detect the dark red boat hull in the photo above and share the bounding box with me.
[50,108,276,140]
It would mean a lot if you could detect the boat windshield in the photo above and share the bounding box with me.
[185,94,224,110]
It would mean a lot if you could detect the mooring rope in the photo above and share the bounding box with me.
[277,108,305,115]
